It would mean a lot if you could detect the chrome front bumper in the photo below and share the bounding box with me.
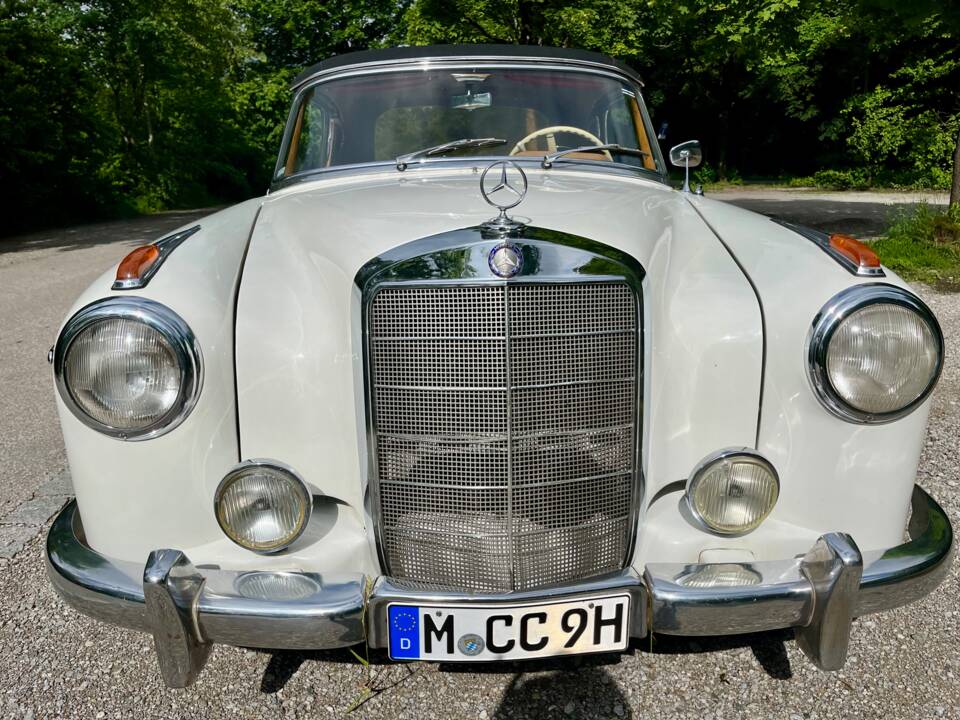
[47,485,953,688]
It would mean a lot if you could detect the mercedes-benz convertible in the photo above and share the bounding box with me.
[45,45,953,687]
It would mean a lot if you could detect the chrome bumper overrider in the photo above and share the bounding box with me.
[47,486,953,688]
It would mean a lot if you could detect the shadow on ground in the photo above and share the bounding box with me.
[0,209,215,255]
[254,628,794,717]
[647,629,794,680]
[492,666,631,719]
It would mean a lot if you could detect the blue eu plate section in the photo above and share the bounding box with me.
[388,605,420,660]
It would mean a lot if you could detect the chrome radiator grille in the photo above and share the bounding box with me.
[368,282,638,591]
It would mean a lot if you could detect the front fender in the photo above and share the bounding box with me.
[55,198,262,562]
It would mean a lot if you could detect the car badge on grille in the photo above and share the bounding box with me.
[488,241,524,278]
[480,160,527,236]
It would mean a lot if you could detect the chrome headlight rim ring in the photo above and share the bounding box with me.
[53,297,203,441]
[214,459,313,555]
[807,283,944,425]
[684,447,780,537]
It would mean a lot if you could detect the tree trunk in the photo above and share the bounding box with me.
[951,126,960,209]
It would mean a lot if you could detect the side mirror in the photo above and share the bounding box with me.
[669,140,702,193]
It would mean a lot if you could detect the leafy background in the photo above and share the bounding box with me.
[1,0,958,234]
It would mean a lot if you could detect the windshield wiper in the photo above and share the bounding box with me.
[396,138,507,171]
[541,144,650,169]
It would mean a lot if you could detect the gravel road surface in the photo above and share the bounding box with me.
[0,190,956,719]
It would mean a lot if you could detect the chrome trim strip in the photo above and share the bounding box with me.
[683,447,780,537]
[380,513,634,539]
[773,219,886,278]
[806,283,944,424]
[377,423,636,445]
[213,459,313,554]
[292,56,646,92]
[370,327,637,341]
[53,297,203,441]
[112,225,201,291]
[372,377,636,392]
[376,469,630,493]
[46,501,367,655]
[504,271,516,587]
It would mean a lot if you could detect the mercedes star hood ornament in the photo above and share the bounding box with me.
[480,160,528,235]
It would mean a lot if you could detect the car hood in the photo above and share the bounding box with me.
[235,166,763,513]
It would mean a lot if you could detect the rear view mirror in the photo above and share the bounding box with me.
[669,140,702,193]
[669,140,702,169]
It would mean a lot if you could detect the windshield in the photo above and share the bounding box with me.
[277,67,661,180]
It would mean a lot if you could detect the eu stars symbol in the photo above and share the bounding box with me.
[389,606,420,659]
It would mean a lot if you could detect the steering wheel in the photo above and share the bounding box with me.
[509,126,612,160]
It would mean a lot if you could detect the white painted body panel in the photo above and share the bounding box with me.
[687,196,928,552]
[54,163,933,581]
[236,166,761,573]
[57,199,260,564]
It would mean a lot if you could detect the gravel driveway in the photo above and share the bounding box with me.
[0,191,956,719]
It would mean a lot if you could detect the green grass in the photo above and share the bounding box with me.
[871,204,960,288]
[687,166,951,193]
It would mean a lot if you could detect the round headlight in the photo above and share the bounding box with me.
[54,298,202,439]
[685,449,779,535]
[808,284,943,423]
[215,461,312,553]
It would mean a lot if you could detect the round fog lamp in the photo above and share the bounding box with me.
[686,449,779,535]
[215,461,312,553]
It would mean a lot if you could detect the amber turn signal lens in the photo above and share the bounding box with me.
[829,233,880,271]
[116,245,160,282]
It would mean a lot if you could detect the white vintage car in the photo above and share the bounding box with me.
[46,45,953,688]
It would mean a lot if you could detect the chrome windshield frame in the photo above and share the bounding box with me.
[270,58,667,191]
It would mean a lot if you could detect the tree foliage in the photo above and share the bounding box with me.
[1,0,958,234]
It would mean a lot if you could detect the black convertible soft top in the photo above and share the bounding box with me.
[291,44,643,89]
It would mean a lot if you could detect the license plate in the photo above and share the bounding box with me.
[387,595,630,661]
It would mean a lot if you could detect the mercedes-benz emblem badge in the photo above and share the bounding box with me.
[489,242,523,278]
[480,160,528,213]
[457,633,485,656]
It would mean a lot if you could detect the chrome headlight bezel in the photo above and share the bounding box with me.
[807,284,943,424]
[53,297,203,440]
[684,448,780,536]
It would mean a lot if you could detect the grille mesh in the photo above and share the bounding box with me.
[369,282,638,592]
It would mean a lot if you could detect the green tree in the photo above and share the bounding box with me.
[0,0,108,230]
[229,0,409,183]
[68,0,254,210]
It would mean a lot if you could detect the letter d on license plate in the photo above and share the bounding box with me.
[388,595,630,661]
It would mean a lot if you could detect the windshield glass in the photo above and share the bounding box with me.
[277,67,660,180]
